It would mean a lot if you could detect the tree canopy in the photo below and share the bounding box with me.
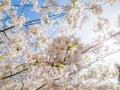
[0,0,120,90]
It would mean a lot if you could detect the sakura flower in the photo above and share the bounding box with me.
[93,17,109,32]
[46,35,83,64]
[91,4,103,15]
[41,15,51,25]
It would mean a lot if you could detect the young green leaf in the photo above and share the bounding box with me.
[69,45,77,50]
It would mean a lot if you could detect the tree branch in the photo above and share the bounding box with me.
[0,13,66,33]
[0,26,15,33]
[0,4,33,7]
[1,68,28,80]
[69,48,120,76]
[18,5,25,19]
[36,84,46,90]
[21,77,24,90]
[81,31,120,54]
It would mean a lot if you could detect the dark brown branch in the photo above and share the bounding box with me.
[0,26,15,33]
[1,68,28,80]
[36,84,46,90]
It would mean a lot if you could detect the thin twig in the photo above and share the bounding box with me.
[21,78,24,90]
[36,84,46,90]
[63,49,69,62]
[18,5,25,19]
[3,31,10,41]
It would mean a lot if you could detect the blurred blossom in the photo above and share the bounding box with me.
[91,3,103,15]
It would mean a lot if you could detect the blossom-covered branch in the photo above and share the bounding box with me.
[1,68,28,80]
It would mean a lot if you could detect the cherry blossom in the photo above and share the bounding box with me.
[0,0,120,90]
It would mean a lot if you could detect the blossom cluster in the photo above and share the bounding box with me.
[45,35,82,64]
